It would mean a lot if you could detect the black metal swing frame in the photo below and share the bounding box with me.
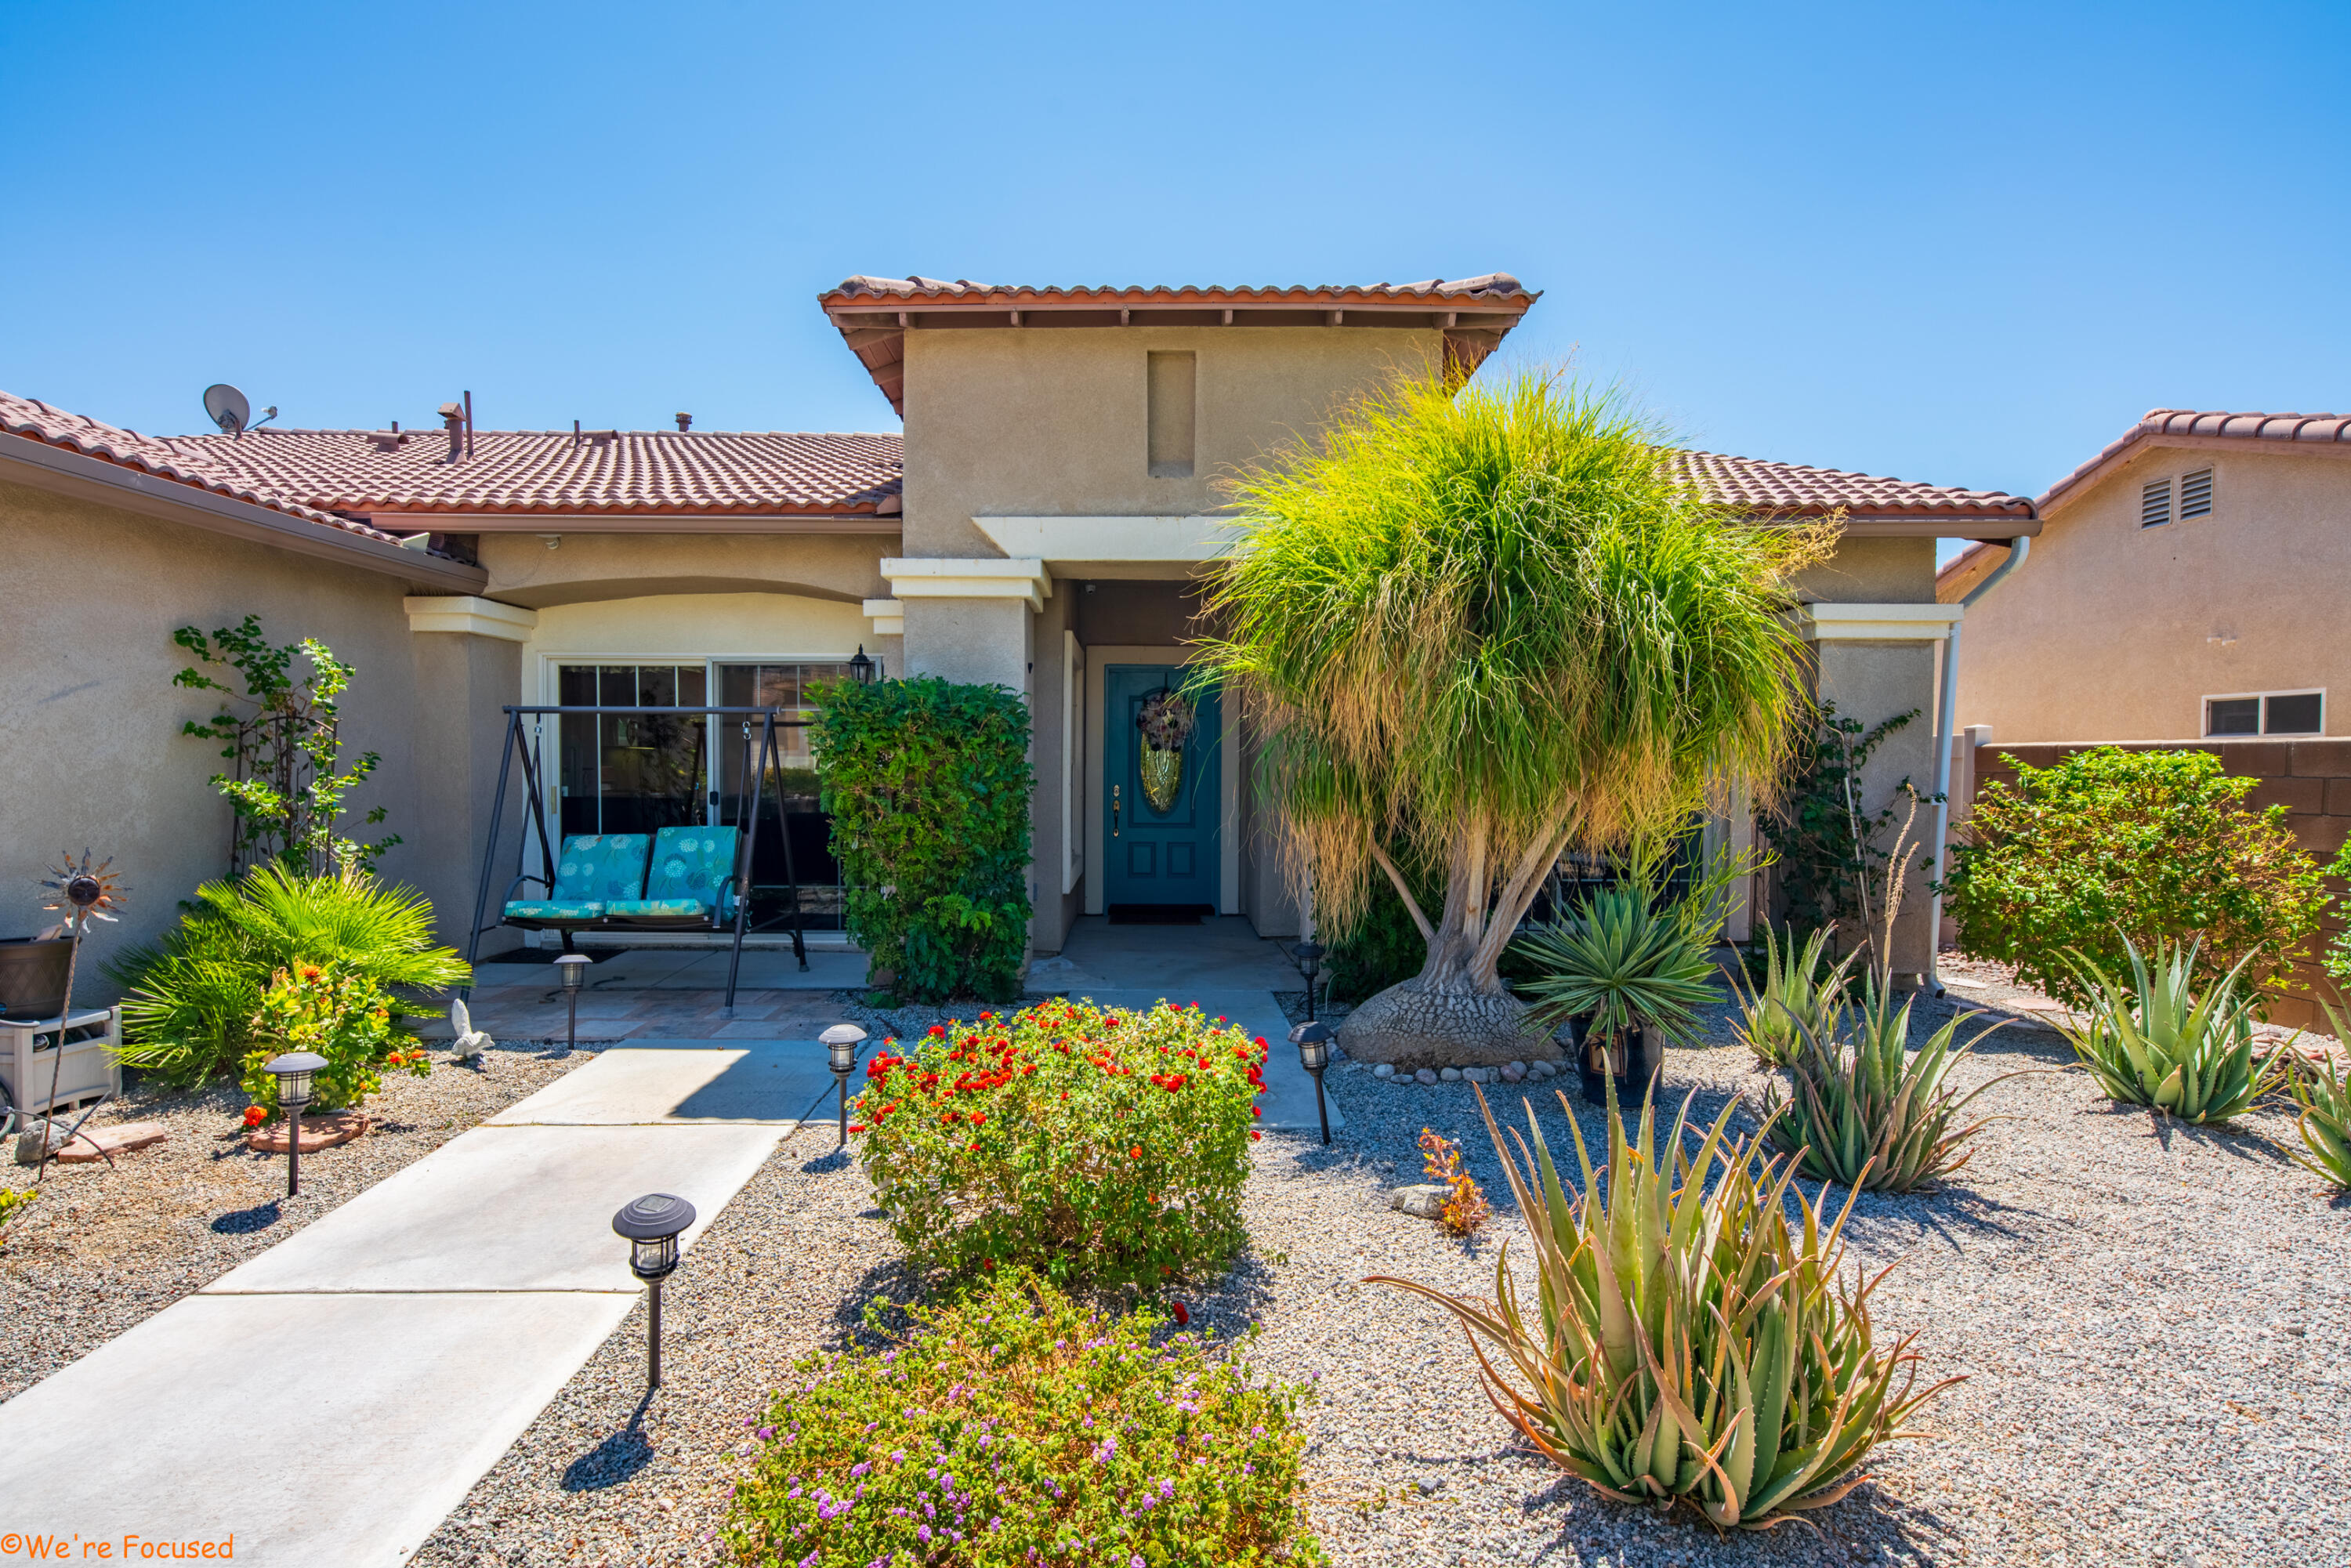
[463,704,811,1012]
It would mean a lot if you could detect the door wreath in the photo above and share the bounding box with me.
[1136,689,1196,813]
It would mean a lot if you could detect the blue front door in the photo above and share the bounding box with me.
[1103,666,1221,911]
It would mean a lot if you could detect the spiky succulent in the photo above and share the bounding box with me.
[2056,935,2273,1123]
[1371,1081,1954,1528]
[1729,924,1859,1068]
[1761,980,2012,1192]
[2288,1001,2351,1190]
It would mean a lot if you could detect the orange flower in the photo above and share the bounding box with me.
[1129,1146,1142,1159]
[242,1105,267,1127]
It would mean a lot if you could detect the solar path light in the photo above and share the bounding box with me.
[554,951,592,1054]
[1293,940,1326,1023]
[613,1192,695,1392]
[822,1023,868,1148]
[1289,1020,1333,1147]
[264,1050,328,1197]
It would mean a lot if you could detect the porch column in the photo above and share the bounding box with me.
[1796,603,1964,983]
[882,558,1049,697]
[404,596,538,958]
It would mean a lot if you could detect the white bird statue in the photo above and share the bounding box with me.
[449,998,494,1066]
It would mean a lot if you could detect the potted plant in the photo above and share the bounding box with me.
[1513,884,1723,1105]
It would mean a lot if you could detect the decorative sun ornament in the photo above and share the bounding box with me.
[1136,690,1197,813]
[39,849,127,935]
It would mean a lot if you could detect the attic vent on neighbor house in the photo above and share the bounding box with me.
[2141,478,2172,528]
[2180,467,2214,519]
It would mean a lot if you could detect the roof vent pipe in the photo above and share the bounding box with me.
[1926,534,2030,991]
[675,412,693,433]
[439,401,465,462]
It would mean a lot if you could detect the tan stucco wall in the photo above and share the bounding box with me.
[1954,447,2351,742]
[898,324,1443,563]
[1791,536,1938,604]
[476,531,893,609]
[0,480,439,987]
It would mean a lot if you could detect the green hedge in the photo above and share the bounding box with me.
[811,676,1033,1002]
[1940,746,2325,1011]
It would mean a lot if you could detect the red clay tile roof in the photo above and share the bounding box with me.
[2039,408,2351,512]
[156,425,904,519]
[1674,449,2036,520]
[821,273,1539,415]
[823,273,1538,305]
[1,389,413,544]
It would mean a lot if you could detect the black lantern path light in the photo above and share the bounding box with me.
[264,1050,328,1197]
[614,1191,695,1392]
[1289,1020,1333,1147]
[822,1023,868,1149]
[554,952,592,1055]
[1293,940,1325,1023]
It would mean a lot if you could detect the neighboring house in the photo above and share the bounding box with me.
[4,269,2037,986]
[1941,409,2351,742]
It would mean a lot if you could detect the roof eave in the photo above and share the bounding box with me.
[1,432,489,594]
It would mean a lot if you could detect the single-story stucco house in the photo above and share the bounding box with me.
[5,270,2041,989]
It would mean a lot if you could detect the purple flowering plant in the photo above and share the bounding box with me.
[723,1268,1324,1567]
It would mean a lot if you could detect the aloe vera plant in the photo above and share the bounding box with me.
[1763,980,2010,1191]
[1371,1082,1954,1528]
[1728,925,1860,1068]
[2056,936,2273,1122]
[2288,1001,2351,1189]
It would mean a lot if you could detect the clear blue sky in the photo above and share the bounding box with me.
[5,1,2344,562]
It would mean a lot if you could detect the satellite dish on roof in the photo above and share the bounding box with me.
[202,384,251,435]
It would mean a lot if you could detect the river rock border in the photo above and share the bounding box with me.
[1369,1059,1559,1088]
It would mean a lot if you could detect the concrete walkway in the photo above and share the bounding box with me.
[0,1037,853,1568]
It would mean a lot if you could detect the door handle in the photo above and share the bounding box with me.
[1112,784,1121,838]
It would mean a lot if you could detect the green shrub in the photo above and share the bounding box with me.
[1512,884,1722,1047]
[1323,867,1430,1003]
[109,867,468,1087]
[0,1186,34,1243]
[1940,748,2325,1012]
[1375,1084,1952,1528]
[237,961,433,1116]
[723,1267,1324,1567]
[853,999,1262,1290]
[811,677,1032,1003]
[2056,935,2273,1123]
[1759,703,1921,935]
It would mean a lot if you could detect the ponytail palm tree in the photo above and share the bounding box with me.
[1196,368,1824,1066]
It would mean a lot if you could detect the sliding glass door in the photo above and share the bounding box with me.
[549,659,858,931]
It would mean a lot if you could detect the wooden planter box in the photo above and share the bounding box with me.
[1,1007,121,1117]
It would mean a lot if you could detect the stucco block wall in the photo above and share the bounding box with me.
[897,325,1442,559]
[0,480,433,987]
[1969,737,2349,1029]
[1955,448,2351,742]
[1791,536,1938,605]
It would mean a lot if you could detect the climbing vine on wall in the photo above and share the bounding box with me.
[810,676,1034,1003]
[1757,701,1926,937]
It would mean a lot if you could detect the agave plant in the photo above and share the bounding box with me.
[1728,925,1859,1069]
[2287,1000,2351,1190]
[1371,1082,1954,1528]
[2056,935,2273,1123]
[1763,980,2009,1191]
[1514,886,1722,1046]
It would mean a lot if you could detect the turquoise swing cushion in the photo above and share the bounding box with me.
[606,826,741,920]
[502,833,654,922]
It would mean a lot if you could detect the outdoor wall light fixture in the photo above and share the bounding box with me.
[848,646,876,684]
[1288,1020,1333,1147]
[264,1050,328,1197]
[1293,940,1326,1022]
[822,1023,868,1148]
[613,1192,696,1392]
[554,952,592,1054]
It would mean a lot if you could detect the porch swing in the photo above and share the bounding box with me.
[462,704,810,1012]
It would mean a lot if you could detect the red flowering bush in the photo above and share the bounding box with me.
[237,960,429,1117]
[853,1000,1266,1288]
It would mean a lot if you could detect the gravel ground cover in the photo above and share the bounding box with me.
[404,976,2351,1566]
[0,1038,596,1400]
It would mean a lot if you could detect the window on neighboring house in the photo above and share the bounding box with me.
[2204,690,2324,737]
[2179,466,2214,519]
[2141,478,2172,527]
